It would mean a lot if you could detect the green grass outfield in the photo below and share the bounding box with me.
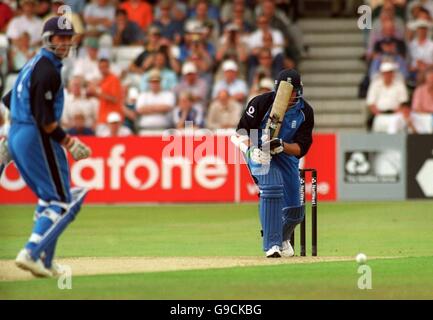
[0,201,433,299]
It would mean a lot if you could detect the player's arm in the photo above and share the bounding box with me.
[30,58,91,160]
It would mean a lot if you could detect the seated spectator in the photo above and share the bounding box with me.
[212,60,248,104]
[110,9,144,46]
[67,113,95,136]
[412,67,433,113]
[136,69,175,133]
[71,37,102,83]
[368,15,405,59]
[221,0,254,29]
[215,23,248,76]
[6,0,43,47]
[248,48,280,87]
[8,32,36,73]
[185,0,220,46]
[179,21,214,66]
[140,50,178,91]
[407,0,433,21]
[62,76,98,130]
[96,112,132,137]
[369,37,408,79]
[129,26,164,73]
[172,92,204,129]
[120,0,153,31]
[83,0,115,35]
[366,62,409,132]
[86,58,124,125]
[174,62,209,106]
[247,77,274,102]
[0,0,14,33]
[248,15,284,58]
[372,0,406,22]
[386,104,433,134]
[206,89,242,130]
[152,0,184,44]
[409,20,433,85]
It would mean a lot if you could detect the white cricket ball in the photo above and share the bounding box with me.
[356,253,367,264]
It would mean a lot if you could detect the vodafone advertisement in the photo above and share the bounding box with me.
[0,134,336,203]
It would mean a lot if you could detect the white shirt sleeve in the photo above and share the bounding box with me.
[366,81,379,106]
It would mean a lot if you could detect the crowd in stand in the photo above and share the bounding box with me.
[362,0,433,134]
[0,0,303,137]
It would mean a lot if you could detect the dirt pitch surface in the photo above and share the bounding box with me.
[0,256,361,281]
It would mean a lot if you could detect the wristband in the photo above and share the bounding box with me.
[49,126,67,144]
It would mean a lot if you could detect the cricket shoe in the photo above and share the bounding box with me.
[266,245,281,258]
[15,249,53,278]
[49,261,67,277]
[281,240,295,257]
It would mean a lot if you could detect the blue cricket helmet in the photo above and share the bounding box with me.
[42,16,76,57]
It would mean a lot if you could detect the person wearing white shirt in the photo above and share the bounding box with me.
[6,0,43,47]
[367,62,409,132]
[62,77,99,129]
[409,20,433,71]
[136,69,175,133]
[212,60,248,103]
[248,15,284,57]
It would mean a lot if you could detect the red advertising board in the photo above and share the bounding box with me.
[0,134,337,203]
[239,134,337,201]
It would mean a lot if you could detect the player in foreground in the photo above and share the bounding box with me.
[0,17,91,277]
[232,69,314,258]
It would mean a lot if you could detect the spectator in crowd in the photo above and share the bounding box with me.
[248,15,285,58]
[111,9,145,46]
[407,6,432,40]
[248,48,280,86]
[62,76,98,130]
[368,18,405,59]
[172,92,204,129]
[87,58,124,125]
[174,62,209,106]
[129,26,164,73]
[369,37,408,80]
[386,103,433,134]
[0,0,14,32]
[35,0,51,19]
[215,23,248,75]
[206,89,242,130]
[140,49,178,91]
[258,0,303,59]
[409,20,433,84]
[136,69,175,133]
[6,0,43,47]
[67,112,95,136]
[96,111,132,137]
[179,21,214,67]
[221,0,254,28]
[186,0,220,46]
[412,67,433,113]
[152,0,184,44]
[372,0,406,21]
[71,37,102,83]
[407,0,433,20]
[212,60,248,104]
[247,77,274,102]
[8,32,35,73]
[366,62,409,132]
[83,0,115,35]
[120,0,153,31]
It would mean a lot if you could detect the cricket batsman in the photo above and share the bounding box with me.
[232,69,314,258]
[0,17,91,277]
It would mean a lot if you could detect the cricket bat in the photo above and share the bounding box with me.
[264,80,294,140]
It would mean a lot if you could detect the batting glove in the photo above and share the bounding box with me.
[65,137,92,161]
[247,146,272,165]
[261,138,284,155]
[0,137,12,165]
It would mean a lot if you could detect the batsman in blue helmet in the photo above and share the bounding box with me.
[1,17,91,277]
[233,69,315,258]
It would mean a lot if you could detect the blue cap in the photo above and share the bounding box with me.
[42,16,75,37]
